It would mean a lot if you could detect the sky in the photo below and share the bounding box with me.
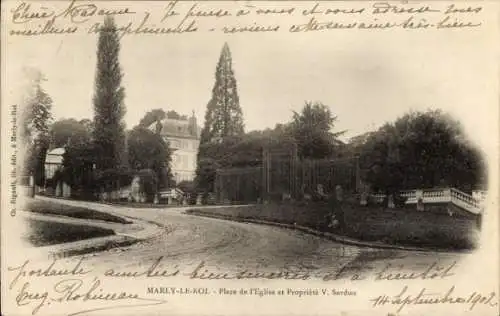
[3,1,499,149]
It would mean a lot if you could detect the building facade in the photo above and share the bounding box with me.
[151,112,201,184]
[43,147,71,197]
[45,147,65,179]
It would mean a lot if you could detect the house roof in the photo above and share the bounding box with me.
[152,118,201,139]
[48,147,65,155]
[46,147,65,164]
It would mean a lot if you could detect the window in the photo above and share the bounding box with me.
[170,139,180,148]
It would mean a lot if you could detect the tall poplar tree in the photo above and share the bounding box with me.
[92,16,127,171]
[200,43,244,144]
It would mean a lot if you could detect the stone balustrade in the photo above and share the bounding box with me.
[367,187,485,214]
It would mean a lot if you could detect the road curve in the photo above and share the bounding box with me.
[40,199,466,277]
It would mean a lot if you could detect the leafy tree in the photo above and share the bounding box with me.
[94,167,133,196]
[79,119,94,135]
[50,118,91,148]
[195,157,219,193]
[127,127,173,189]
[194,124,295,193]
[246,123,293,143]
[359,110,486,193]
[290,101,345,160]
[199,42,244,144]
[19,69,53,186]
[138,109,166,128]
[61,139,97,199]
[92,16,127,171]
[136,169,158,201]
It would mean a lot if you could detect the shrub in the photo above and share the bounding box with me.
[136,169,158,202]
[177,180,195,192]
[47,170,63,189]
[95,168,134,192]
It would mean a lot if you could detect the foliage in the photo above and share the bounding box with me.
[177,180,195,192]
[196,101,346,193]
[50,118,91,148]
[195,100,348,193]
[94,167,134,193]
[20,75,52,143]
[195,157,219,193]
[138,109,166,128]
[127,127,173,189]
[136,169,158,200]
[47,169,63,189]
[19,69,53,185]
[196,43,245,191]
[79,119,94,133]
[199,43,245,144]
[290,101,345,160]
[195,125,293,192]
[61,139,97,196]
[92,16,127,171]
[358,110,486,193]
[25,138,50,186]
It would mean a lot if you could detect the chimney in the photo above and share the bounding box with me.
[188,110,197,137]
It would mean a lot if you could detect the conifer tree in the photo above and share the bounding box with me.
[92,16,127,171]
[196,43,245,192]
[200,43,244,144]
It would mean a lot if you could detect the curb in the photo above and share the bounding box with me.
[34,196,167,237]
[185,210,471,254]
[46,235,140,259]
[27,197,168,258]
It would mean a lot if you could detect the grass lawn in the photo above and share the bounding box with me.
[342,203,479,250]
[186,201,480,251]
[25,199,132,224]
[25,219,115,247]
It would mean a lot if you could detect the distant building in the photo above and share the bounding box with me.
[45,147,65,179]
[150,112,201,183]
[44,147,71,197]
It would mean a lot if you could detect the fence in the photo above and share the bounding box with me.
[262,143,360,201]
[297,157,359,197]
[214,144,360,204]
[215,166,263,204]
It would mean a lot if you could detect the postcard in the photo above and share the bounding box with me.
[1,0,499,315]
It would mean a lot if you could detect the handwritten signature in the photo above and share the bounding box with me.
[15,277,166,315]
